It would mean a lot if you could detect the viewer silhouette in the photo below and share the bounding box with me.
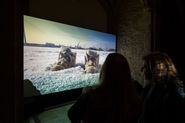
[68,53,142,123]
[139,52,185,123]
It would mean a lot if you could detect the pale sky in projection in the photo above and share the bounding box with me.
[24,15,116,50]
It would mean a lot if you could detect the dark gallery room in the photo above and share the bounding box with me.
[1,0,185,123]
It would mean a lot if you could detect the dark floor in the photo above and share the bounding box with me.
[25,103,73,123]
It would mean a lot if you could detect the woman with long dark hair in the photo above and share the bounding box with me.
[68,53,142,123]
[139,52,185,123]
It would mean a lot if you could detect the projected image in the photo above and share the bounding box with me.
[24,15,116,96]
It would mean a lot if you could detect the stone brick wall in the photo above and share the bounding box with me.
[116,0,151,83]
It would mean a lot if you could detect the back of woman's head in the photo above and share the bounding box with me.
[142,52,177,83]
[99,53,132,90]
[96,53,142,123]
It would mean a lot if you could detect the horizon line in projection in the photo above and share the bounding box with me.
[24,15,116,50]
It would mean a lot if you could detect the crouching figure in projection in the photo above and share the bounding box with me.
[49,46,76,71]
[84,50,99,73]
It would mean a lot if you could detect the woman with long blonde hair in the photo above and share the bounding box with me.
[140,52,185,123]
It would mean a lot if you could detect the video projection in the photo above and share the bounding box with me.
[24,15,116,96]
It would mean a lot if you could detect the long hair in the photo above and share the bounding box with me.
[99,53,132,91]
[140,53,185,123]
[142,52,178,84]
[85,53,142,123]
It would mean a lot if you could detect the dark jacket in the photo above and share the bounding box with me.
[139,78,185,123]
[68,88,142,123]
[68,89,116,123]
